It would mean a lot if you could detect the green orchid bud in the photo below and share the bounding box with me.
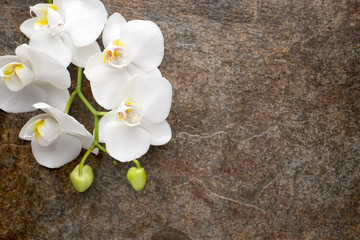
[70,164,94,192]
[127,160,146,191]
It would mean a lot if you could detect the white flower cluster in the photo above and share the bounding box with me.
[86,13,172,163]
[0,0,172,190]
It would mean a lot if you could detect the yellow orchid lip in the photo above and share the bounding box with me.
[2,62,23,83]
[102,39,131,68]
[103,50,120,64]
[1,61,34,91]
[116,98,142,126]
[112,39,125,47]
[29,117,61,146]
[117,98,134,122]
[31,4,58,29]
[31,118,46,142]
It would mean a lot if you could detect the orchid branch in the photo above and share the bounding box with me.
[64,67,108,174]
[64,91,77,114]
[46,0,52,4]
[132,159,141,169]
[79,143,96,175]
[66,69,109,192]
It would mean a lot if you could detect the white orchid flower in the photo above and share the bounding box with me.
[98,75,172,162]
[20,0,108,67]
[84,13,164,110]
[19,103,98,168]
[0,44,70,113]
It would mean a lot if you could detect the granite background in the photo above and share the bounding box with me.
[0,0,359,239]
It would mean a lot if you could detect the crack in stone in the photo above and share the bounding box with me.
[177,131,226,139]
[172,112,207,134]
[254,128,305,200]
[230,126,278,143]
[171,177,266,214]
[171,180,193,189]
[208,192,267,214]
[175,122,237,139]
[176,124,236,139]
[257,172,283,198]
[176,125,276,142]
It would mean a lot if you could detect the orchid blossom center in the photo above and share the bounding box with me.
[116,98,142,126]
[30,4,64,34]
[31,4,57,28]
[30,117,60,147]
[103,39,132,68]
[0,62,33,91]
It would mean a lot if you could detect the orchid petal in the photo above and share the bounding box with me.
[29,31,71,67]
[29,3,57,30]
[47,7,64,27]
[35,134,52,147]
[85,53,132,109]
[127,64,162,78]
[0,80,46,113]
[103,121,150,162]
[35,83,69,112]
[140,119,172,146]
[13,63,34,87]
[19,19,38,39]
[90,77,129,110]
[90,72,131,110]
[3,73,23,91]
[0,62,33,91]
[31,133,82,168]
[15,44,70,89]
[53,0,65,16]
[19,114,48,140]
[84,52,127,83]
[120,76,172,123]
[119,20,164,71]
[98,110,117,143]
[61,33,100,68]
[58,0,108,47]
[102,13,127,47]
[37,117,61,145]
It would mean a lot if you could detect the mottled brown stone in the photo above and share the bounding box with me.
[0,0,359,239]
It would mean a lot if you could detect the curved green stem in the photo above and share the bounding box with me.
[132,159,141,169]
[76,67,83,89]
[79,144,96,175]
[64,67,109,169]
[46,0,52,3]
[97,112,107,116]
[94,114,99,142]
[77,91,98,115]
[64,91,77,114]
[96,144,108,154]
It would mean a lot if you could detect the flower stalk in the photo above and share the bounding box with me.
[65,67,108,175]
[133,159,141,169]
[79,143,96,175]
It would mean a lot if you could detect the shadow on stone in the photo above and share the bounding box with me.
[151,227,191,240]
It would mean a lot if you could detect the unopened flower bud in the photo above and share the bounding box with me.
[127,161,146,191]
[70,164,94,192]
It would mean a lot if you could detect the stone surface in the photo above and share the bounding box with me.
[0,0,359,239]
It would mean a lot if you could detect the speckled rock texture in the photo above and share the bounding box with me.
[0,0,359,239]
